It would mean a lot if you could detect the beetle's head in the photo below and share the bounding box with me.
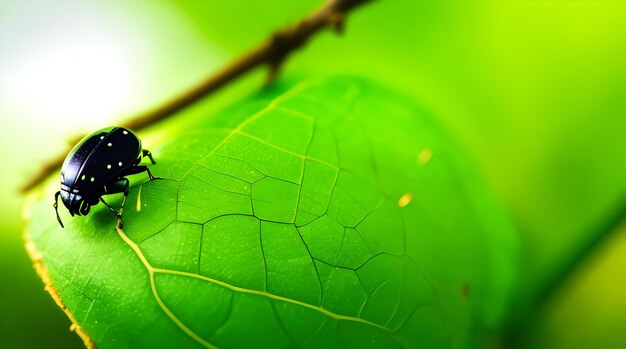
[54,182,105,227]
[54,188,93,228]
[59,186,90,216]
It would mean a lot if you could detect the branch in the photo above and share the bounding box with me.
[20,0,371,193]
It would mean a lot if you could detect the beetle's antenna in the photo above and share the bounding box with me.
[53,191,64,228]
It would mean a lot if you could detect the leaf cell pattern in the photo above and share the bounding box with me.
[118,81,435,348]
[29,78,516,349]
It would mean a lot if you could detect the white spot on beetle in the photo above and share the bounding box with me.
[107,164,111,169]
[118,162,122,166]
[90,177,95,182]
[123,130,128,135]
[81,175,85,180]
[100,136,104,140]
[107,142,112,147]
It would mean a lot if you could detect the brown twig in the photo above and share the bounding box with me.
[20,0,371,193]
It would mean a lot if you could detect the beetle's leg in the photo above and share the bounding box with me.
[127,165,160,180]
[101,178,130,227]
[145,166,156,180]
[99,197,117,216]
[119,178,130,214]
[117,178,130,228]
[142,149,156,164]
[53,191,64,228]
[100,183,128,216]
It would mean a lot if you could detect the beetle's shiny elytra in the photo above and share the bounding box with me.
[53,126,157,228]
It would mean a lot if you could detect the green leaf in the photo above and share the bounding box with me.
[27,77,517,348]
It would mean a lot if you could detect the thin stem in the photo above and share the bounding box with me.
[535,194,626,308]
[504,194,626,348]
[20,0,371,193]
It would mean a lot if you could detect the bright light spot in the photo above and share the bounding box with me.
[11,34,132,123]
[398,193,413,208]
[417,148,433,165]
[136,185,142,212]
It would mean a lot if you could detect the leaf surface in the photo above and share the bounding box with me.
[27,78,517,348]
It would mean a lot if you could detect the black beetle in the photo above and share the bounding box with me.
[53,126,157,228]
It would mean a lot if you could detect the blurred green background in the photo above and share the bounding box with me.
[1,1,625,348]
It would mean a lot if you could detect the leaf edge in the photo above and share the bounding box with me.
[23,224,96,349]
